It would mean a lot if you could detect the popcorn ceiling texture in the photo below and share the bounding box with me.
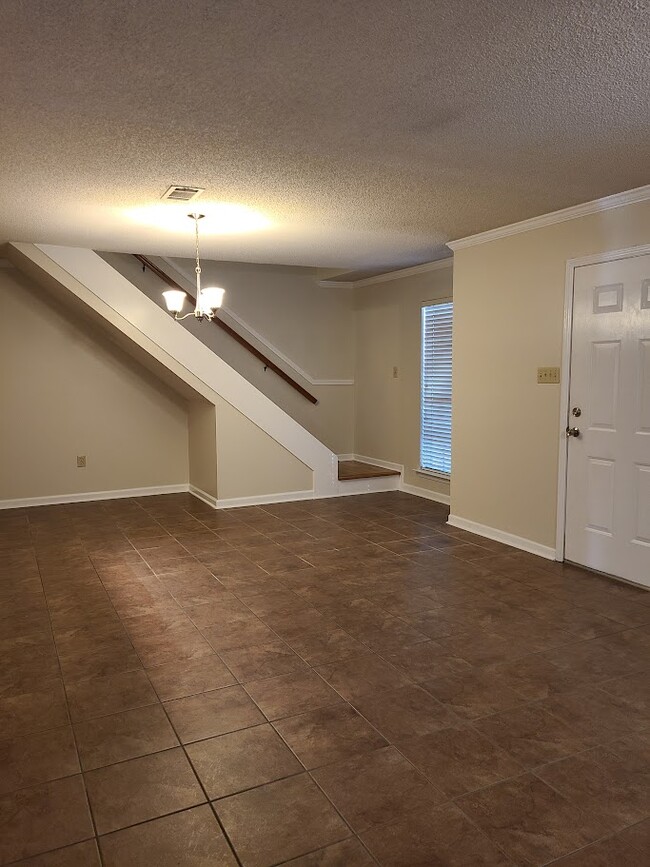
[1,0,648,272]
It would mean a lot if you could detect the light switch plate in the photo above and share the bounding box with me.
[537,367,560,384]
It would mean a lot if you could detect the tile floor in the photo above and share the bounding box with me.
[0,491,649,866]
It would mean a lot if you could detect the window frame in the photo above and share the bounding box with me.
[419,297,453,480]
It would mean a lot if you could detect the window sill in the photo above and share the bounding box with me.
[415,467,451,482]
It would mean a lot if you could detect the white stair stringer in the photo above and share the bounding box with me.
[9,243,340,499]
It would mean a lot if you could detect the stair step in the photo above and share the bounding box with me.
[338,460,400,481]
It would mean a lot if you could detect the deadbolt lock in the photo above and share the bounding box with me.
[572,407,582,417]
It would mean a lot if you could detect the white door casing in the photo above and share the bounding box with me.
[564,252,650,587]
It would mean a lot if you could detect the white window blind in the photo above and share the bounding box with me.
[420,301,453,475]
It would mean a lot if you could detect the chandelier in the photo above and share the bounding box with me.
[162,213,225,321]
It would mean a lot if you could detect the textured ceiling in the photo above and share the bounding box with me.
[1,0,649,273]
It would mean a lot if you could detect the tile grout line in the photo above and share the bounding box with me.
[4,492,648,866]
[85,505,246,867]
[30,512,107,867]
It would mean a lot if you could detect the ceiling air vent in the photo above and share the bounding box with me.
[161,185,205,202]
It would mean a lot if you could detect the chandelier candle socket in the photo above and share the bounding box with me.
[162,213,226,321]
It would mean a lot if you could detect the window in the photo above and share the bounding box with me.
[420,300,453,475]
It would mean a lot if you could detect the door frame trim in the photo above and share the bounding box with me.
[556,243,650,561]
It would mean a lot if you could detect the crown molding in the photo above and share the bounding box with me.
[448,184,650,252]
[319,257,453,288]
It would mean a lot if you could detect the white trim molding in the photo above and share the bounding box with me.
[188,485,218,509]
[400,482,451,506]
[448,184,650,251]
[345,454,403,473]
[214,489,316,509]
[447,514,556,560]
[319,257,453,289]
[160,257,353,387]
[0,484,189,510]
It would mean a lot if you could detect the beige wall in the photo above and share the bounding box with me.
[354,265,454,499]
[188,401,218,498]
[451,198,650,548]
[215,397,312,500]
[0,267,189,501]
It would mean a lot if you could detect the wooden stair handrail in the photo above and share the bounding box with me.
[133,254,318,404]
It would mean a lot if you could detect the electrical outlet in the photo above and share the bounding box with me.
[76,455,86,468]
[537,367,560,384]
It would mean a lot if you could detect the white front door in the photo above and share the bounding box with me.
[565,252,650,588]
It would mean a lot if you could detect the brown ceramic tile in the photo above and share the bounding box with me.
[457,773,603,864]
[352,684,457,741]
[473,703,590,767]
[382,642,473,682]
[280,838,374,866]
[164,685,265,743]
[130,623,213,669]
[421,668,525,719]
[312,745,444,832]
[84,747,205,834]
[0,682,69,737]
[274,703,387,769]
[599,669,650,719]
[99,804,237,866]
[187,723,302,798]
[74,703,178,770]
[284,625,368,664]
[0,725,79,795]
[215,773,350,867]
[360,800,512,866]
[314,654,412,701]
[3,493,647,866]
[483,653,587,701]
[11,839,101,866]
[201,611,276,652]
[548,835,647,866]
[616,817,650,855]
[65,669,158,721]
[218,639,308,682]
[146,653,236,701]
[540,686,649,744]
[398,723,524,797]
[243,670,345,720]
[0,775,94,864]
[535,746,650,832]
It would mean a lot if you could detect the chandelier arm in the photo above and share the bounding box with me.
[193,213,202,313]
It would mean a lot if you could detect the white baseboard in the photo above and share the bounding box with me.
[188,485,218,508]
[214,489,316,509]
[337,453,403,473]
[0,484,189,510]
[447,514,556,560]
[353,454,403,473]
[399,481,451,506]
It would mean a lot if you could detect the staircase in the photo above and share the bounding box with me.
[6,243,401,507]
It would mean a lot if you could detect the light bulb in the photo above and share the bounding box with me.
[162,289,187,313]
[200,286,225,312]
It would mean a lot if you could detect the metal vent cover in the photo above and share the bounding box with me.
[161,185,205,202]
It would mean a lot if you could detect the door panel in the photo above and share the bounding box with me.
[565,252,650,587]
